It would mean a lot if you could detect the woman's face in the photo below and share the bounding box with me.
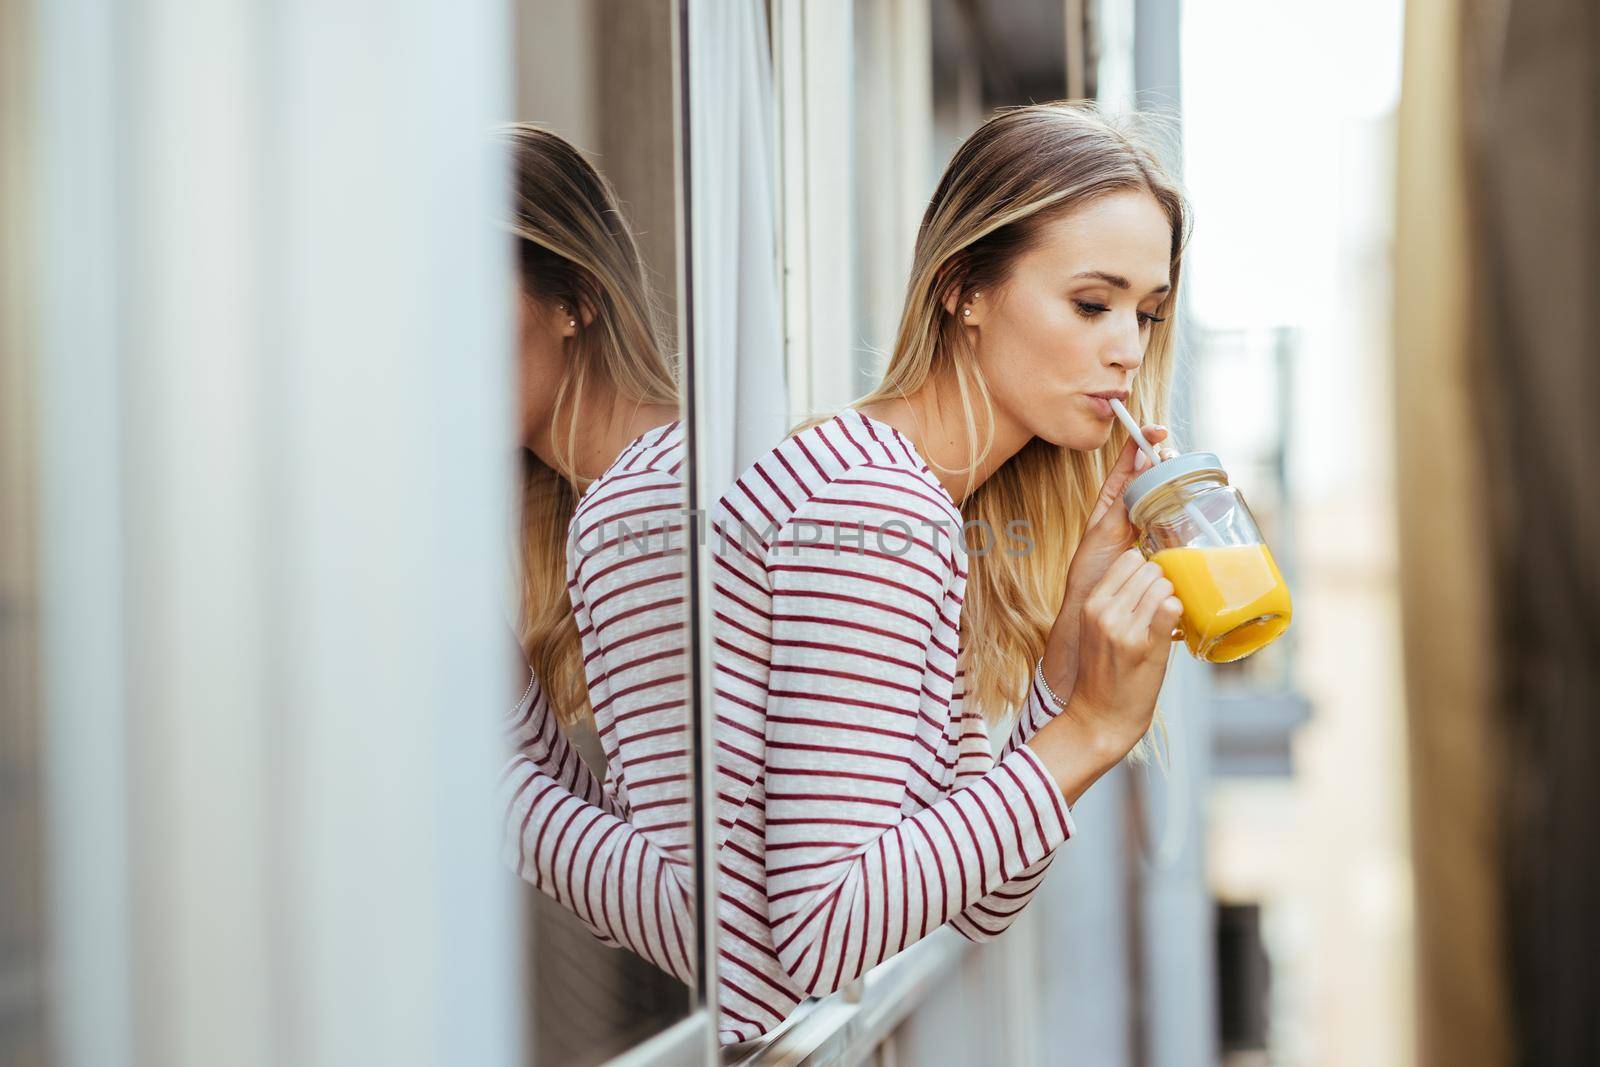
[967,189,1173,451]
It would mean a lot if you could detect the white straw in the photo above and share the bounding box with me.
[1108,397,1163,469]
[1109,398,1226,547]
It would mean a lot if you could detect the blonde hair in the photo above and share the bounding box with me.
[506,123,679,726]
[792,102,1190,759]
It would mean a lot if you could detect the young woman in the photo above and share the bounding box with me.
[707,102,1188,1043]
[498,124,700,984]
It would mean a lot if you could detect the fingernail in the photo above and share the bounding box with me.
[1135,452,1149,471]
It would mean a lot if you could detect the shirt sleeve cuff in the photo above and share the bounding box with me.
[1002,743,1077,846]
[1026,664,1066,730]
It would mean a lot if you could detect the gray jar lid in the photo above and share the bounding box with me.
[1122,451,1227,518]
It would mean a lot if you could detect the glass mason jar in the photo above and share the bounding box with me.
[1121,451,1293,663]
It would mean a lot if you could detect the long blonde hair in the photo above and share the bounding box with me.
[794,102,1190,743]
[507,123,679,726]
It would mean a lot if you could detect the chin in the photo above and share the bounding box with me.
[1032,412,1113,453]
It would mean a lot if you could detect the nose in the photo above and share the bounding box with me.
[1104,311,1145,374]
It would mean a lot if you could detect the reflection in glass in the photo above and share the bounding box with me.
[496,118,693,1064]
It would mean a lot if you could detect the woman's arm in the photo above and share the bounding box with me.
[998,420,1177,760]
[504,663,615,813]
[948,851,1059,941]
[502,455,698,971]
[924,677,1072,943]
[946,666,1079,942]
[760,477,1074,996]
[999,660,1073,760]
[564,460,693,847]
[502,752,694,979]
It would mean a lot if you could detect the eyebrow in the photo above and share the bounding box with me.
[1072,270,1171,296]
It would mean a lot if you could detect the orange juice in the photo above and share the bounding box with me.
[1150,544,1293,663]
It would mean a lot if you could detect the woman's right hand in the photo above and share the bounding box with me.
[1038,424,1176,699]
[1025,548,1183,807]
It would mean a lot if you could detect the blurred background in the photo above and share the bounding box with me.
[1,1,1594,1066]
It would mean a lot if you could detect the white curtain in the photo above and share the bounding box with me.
[688,0,789,498]
[35,3,518,1065]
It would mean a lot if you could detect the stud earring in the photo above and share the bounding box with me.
[963,307,972,317]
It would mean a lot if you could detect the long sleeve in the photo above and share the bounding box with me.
[499,434,698,980]
[950,665,1078,941]
[504,664,614,811]
[760,478,1074,996]
[999,664,1069,761]
[565,460,693,854]
[501,753,695,979]
[947,848,1059,941]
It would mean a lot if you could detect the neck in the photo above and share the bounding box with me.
[525,384,678,487]
[858,376,1034,505]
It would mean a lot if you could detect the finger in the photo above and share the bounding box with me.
[1081,483,1136,551]
[1134,425,1171,472]
[1079,478,1139,554]
[1084,439,1139,529]
[1131,573,1177,631]
[1085,424,1169,529]
[1090,548,1147,603]
[1109,558,1167,607]
[1135,593,1184,646]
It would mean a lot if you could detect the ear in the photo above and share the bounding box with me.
[934,275,960,316]
[941,286,986,326]
[518,285,581,342]
[574,295,597,330]
[553,298,580,339]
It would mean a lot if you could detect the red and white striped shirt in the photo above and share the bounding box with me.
[503,409,1075,1045]
[502,419,698,980]
[708,406,1074,1042]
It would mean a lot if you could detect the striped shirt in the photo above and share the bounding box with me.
[503,409,1076,1046]
[502,420,698,981]
[708,406,1073,1042]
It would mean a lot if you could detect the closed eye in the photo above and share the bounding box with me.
[1073,300,1167,327]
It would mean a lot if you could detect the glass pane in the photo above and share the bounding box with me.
[505,2,698,1064]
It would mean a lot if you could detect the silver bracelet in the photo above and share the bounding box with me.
[1034,656,1067,711]
[510,666,537,717]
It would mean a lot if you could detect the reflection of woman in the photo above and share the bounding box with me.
[497,125,696,985]
[708,103,1188,1043]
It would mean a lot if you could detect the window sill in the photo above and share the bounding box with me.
[723,931,971,1066]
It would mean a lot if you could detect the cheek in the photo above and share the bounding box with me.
[517,335,566,423]
[520,334,562,389]
[992,288,1092,375]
